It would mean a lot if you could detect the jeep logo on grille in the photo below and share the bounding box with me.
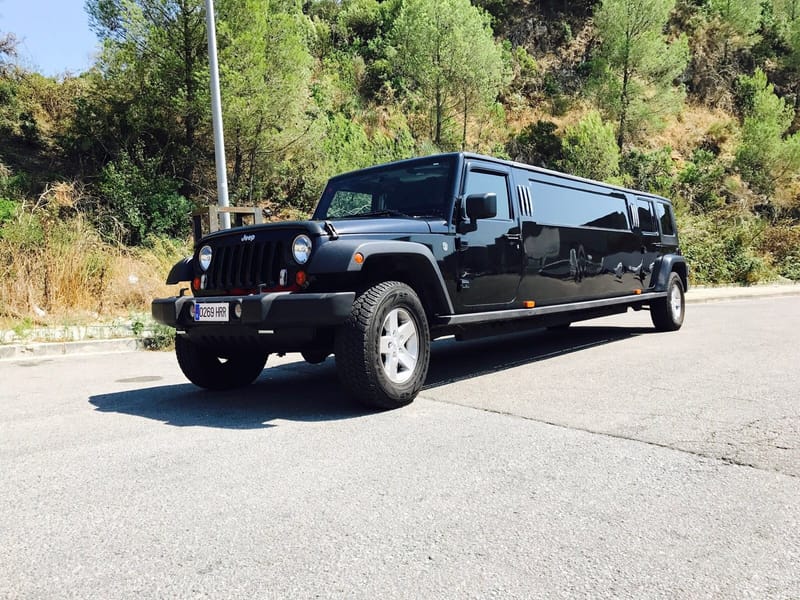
[241,234,256,242]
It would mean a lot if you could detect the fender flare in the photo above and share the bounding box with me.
[653,255,688,292]
[166,257,194,284]
[308,240,454,314]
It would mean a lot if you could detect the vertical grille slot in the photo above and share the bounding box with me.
[262,242,276,286]
[205,239,284,291]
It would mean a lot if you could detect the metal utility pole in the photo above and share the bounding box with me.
[204,0,231,229]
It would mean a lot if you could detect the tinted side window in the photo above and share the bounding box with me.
[636,199,658,233]
[529,181,629,230]
[655,202,675,236]
[464,170,511,220]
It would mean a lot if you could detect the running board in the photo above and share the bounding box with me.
[437,292,667,326]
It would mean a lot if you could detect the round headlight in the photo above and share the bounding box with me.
[198,245,213,271]
[292,235,312,264]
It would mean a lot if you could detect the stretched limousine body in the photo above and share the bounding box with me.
[153,153,688,408]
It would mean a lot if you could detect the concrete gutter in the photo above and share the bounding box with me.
[0,338,143,361]
[1,284,798,361]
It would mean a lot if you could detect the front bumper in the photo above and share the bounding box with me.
[151,291,356,329]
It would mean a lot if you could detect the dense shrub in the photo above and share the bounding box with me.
[560,111,620,182]
[676,149,727,211]
[621,147,675,196]
[0,198,17,223]
[98,151,192,246]
[506,120,562,168]
[679,212,774,284]
[758,226,800,280]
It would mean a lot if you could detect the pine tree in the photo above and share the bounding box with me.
[592,0,689,149]
[387,0,507,149]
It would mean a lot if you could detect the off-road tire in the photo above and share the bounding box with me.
[175,335,268,390]
[651,272,685,331]
[335,281,430,409]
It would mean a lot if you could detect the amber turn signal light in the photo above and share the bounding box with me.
[353,252,365,264]
[523,300,536,308]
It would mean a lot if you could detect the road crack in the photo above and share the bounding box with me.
[422,396,799,480]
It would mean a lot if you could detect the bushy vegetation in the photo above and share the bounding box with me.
[1,0,800,324]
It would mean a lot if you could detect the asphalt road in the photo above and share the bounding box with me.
[1,297,798,599]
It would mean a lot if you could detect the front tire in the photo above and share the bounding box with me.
[175,335,268,390]
[651,272,685,331]
[335,281,430,409]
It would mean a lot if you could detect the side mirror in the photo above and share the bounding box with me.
[465,193,497,220]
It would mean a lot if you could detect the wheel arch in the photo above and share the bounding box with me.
[309,240,454,319]
[359,253,453,320]
[166,257,194,284]
[653,255,688,292]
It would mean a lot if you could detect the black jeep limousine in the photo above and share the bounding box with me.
[153,152,688,408]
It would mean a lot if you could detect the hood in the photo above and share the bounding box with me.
[198,217,437,246]
[322,218,434,236]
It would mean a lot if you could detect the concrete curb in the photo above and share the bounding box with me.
[686,284,800,303]
[0,338,143,361]
[1,286,798,361]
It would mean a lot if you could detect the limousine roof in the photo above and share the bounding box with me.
[331,152,672,205]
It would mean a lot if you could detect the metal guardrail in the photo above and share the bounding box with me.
[191,206,264,242]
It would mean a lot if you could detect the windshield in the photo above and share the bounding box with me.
[314,156,457,221]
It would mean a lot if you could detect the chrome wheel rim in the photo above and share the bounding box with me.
[379,307,419,384]
[670,285,683,318]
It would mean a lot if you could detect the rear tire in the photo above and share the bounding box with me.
[651,272,685,331]
[175,335,268,390]
[335,281,430,409]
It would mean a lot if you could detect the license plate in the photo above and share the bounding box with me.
[193,302,229,322]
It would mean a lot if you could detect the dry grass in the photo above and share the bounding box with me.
[0,183,188,327]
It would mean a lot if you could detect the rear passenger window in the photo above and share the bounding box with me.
[636,199,658,234]
[529,181,629,230]
[654,202,676,236]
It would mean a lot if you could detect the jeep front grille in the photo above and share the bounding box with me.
[206,241,284,290]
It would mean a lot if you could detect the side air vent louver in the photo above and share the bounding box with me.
[517,185,533,217]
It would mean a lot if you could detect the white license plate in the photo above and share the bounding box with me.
[193,302,229,322]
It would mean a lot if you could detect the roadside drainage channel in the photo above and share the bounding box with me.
[0,322,159,361]
[0,338,144,360]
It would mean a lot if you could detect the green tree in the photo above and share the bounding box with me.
[98,148,191,244]
[217,0,314,203]
[592,0,689,149]
[709,0,762,63]
[734,69,800,198]
[774,0,800,22]
[387,0,507,148]
[85,0,210,195]
[560,111,621,182]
